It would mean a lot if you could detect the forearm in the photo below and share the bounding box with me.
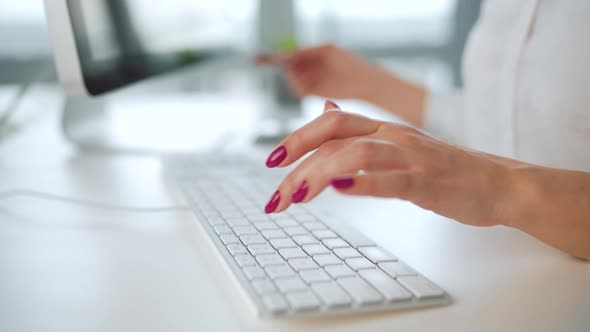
[505,165,590,260]
[360,66,428,127]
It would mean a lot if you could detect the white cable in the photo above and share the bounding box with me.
[0,189,190,213]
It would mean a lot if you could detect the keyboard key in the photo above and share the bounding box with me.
[325,264,356,279]
[270,238,297,249]
[337,277,384,305]
[311,282,352,308]
[226,244,248,256]
[285,291,320,312]
[233,226,258,236]
[252,279,276,294]
[312,229,337,239]
[326,222,376,248]
[284,226,308,236]
[378,262,417,278]
[267,211,290,218]
[359,269,412,302]
[301,244,329,256]
[299,269,331,283]
[220,234,239,245]
[346,257,375,271]
[274,219,298,227]
[359,246,397,263]
[204,210,220,218]
[214,225,233,235]
[261,229,287,240]
[221,211,243,219]
[255,222,279,231]
[207,217,226,225]
[248,244,275,256]
[256,253,285,267]
[397,275,445,299]
[243,266,266,280]
[292,235,319,246]
[322,238,349,249]
[249,215,272,223]
[293,214,317,223]
[278,248,307,260]
[275,276,307,292]
[333,247,362,259]
[234,254,257,267]
[265,264,295,279]
[262,294,288,314]
[226,218,250,227]
[301,222,326,231]
[313,253,342,266]
[288,257,319,271]
[240,234,266,245]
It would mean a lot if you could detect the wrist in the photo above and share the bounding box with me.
[360,66,427,127]
[359,65,398,105]
[501,165,542,231]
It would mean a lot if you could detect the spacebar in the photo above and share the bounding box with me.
[325,219,375,248]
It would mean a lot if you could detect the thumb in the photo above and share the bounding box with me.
[324,100,341,112]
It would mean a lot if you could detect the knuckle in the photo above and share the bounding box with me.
[380,123,423,146]
[353,139,377,162]
[318,140,341,155]
[322,111,347,133]
[400,131,422,145]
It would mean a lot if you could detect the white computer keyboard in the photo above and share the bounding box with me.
[164,154,450,318]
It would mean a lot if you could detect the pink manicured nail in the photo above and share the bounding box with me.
[331,176,354,189]
[291,181,309,204]
[266,145,287,168]
[265,190,281,213]
[325,100,340,110]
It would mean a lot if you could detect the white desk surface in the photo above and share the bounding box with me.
[0,86,588,332]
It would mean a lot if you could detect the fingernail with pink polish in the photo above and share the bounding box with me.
[331,176,354,189]
[291,181,309,203]
[265,190,281,213]
[266,145,287,168]
[325,100,340,110]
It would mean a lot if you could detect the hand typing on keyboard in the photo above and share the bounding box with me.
[167,154,450,317]
[264,100,590,261]
[264,100,509,229]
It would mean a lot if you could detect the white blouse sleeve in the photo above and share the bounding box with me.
[423,90,465,144]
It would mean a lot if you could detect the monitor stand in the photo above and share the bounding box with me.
[61,91,274,154]
[62,95,122,153]
[254,71,302,145]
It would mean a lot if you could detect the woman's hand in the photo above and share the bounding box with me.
[256,44,428,127]
[256,44,382,100]
[264,101,512,227]
[264,101,590,259]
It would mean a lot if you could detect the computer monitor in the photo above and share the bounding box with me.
[43,0,298,151]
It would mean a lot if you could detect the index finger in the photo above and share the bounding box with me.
[265,101,382,168]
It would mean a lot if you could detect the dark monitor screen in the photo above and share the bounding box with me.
[66,0,256,95]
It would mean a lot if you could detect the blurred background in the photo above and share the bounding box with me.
[0,0,481,142]
[0,0,481,86]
